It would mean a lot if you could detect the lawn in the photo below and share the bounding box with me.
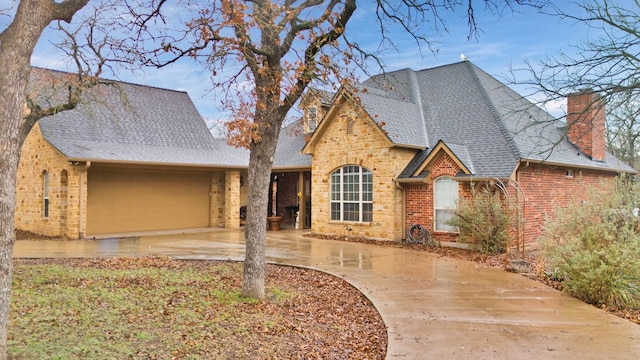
[9,257,386,359]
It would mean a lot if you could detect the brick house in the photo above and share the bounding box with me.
[301,61,634,243]
[17,61,634,243]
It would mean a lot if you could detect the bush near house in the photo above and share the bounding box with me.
[540,176,640,310]
[448,187,508,254]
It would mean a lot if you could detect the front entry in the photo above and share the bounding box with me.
[270,171,311,229]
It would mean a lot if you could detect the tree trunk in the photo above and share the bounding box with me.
[242,110,284,299]
[0,1,88,357]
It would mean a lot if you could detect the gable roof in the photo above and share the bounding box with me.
[301,86,396,154]
[273,119,311,169]
[35,71,249,168]
[353,61,634,178]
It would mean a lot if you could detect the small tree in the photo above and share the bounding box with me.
[448,186,507,254]
[540,176,640,309]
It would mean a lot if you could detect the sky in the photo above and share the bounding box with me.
[3,1,607,122]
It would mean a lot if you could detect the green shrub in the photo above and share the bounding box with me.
[540,176,640,310]
[448,187,507,254]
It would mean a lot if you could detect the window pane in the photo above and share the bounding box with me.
[362,170,372,201]
[331,170,341,201]
[434,176,458,232]
[435,177,458,208]
[362,203,372,222]
[343,203,359,221]
[435,209,456,232]
[329,165,373,223]
[43,171,50,218]
[331,203,341,221]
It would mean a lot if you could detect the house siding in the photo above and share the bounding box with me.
[16,124,83,238]
[516,162,615,242]
[310,101,415,240]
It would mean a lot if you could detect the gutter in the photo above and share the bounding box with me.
[395,177,427,184]
[78,161,91,239]
[64,158,250,171]
[518,158,636,174]
[393,178,406,240]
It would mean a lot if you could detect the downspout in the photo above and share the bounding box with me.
[394,179,406,240]
[78,161,91,239]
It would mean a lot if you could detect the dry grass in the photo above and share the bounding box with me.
[9,257,386,359]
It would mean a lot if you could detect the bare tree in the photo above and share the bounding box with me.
[513,0,640,157]
[606,92,640,169]
[0,0,120,357]
[122,0,544,300]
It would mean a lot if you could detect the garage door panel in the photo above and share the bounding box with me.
[87,169,210,234]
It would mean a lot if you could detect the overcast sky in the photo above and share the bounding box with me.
[6,1,603,121]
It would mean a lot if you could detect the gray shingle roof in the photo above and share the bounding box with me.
[356,61,634,178]
[37,74,249,167]
[308,88,334,105]
[273,119,311,168]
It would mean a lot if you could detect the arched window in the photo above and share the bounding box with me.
[434,176,458,232]
[330,165,372,222]
[42,170,50,218]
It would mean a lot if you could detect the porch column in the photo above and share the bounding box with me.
[209,172,225,228]
[77,162,90,239]
[298,172,306,229]
[65,166,84,239]
[224,170,241,229]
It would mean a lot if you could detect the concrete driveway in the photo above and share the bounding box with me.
[13,229,640,359]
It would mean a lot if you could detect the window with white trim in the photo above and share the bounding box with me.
[434,176,458,232]
[43,170,50,218]
[330,165,372,222]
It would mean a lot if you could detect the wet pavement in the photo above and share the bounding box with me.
[13,229,640,359]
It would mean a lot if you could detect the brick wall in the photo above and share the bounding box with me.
[309,100,416,240]
[516,162,615,242]
[567,91,606,161]
[274,172,299,227]
[404,150,472,243]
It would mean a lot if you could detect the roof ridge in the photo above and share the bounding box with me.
[356,84,416,104]
[466,62,523,160]
[414,61,468,75]
[31,66,192,95]
[407,70,430,147]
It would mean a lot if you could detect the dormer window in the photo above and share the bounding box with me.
[307,106,317,132]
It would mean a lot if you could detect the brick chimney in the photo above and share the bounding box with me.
[567,90,606,161]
